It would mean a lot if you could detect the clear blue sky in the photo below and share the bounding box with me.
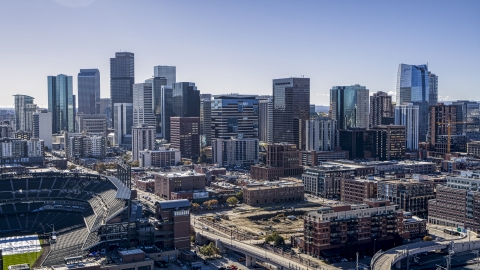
[0,0,479,108]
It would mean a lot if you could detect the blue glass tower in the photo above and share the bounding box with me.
[48,74,75,133]
[396,64,430,141]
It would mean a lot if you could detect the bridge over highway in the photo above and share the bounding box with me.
[371,232,480,270]
[195,226,338,270]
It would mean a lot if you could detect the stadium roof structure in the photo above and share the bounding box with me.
[157,199,190,210]
[108,176,131,199]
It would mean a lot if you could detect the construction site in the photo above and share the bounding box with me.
[199,206,317,241]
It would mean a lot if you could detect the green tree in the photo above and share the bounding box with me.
[191,203,200,211]
[96,162,106,173]
[235,191,243,201]
[226,196,239,206]
[423,235,433,241]
[202,200,218,210]
[265,231,285,246]
[199,242,220,258]
[68,165,77,171]
[129,160,139,167]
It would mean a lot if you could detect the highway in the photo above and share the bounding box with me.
[371,228,480,270]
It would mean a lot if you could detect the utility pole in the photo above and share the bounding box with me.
[356,252,358,270]
[406,249,410,270]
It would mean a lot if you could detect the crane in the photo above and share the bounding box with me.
[436,120,469,153]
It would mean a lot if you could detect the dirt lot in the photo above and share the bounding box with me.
[205,207,319,240]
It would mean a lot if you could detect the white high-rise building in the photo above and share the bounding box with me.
[113,103,133,146]
[394,103,419,150]
[305,118,338,151]
[33,109,52,149]
[13,94,36,131]
[132,124,156,161]
[133,82,156,128]
[258,96,273,143]
[212,138,259,167]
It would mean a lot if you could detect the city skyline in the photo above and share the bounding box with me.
[0,1,479,107]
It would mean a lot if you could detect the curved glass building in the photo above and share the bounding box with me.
[396,64,432,142]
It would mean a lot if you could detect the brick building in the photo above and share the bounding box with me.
[154,171,206,200]
[403,212,427,239]
[243,183,304,206]
[377,179,435,218]
[340,178,378,204]
[155,199,191,250]
[301,199,404,257]
[170,117,200,160]
[301,163,374,199]
[370,125,406,161]
[250,143,303,180]
[428,172,480,232]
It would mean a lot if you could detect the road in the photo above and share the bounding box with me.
[193,219,339,270]
[372,226,480,270]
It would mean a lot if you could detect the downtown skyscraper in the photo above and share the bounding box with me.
[396,64,433,141]
[13,94,36,132]
[272,77,310,150]
[77,69,100,115]
[329,84,369,130]
[110,52,134,128]
[48,74,75,133]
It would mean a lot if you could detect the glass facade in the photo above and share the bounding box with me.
[211,94,259,140]
[172,82,200,119]
[329,85,369,130]
[396,64,430,141]
[77,69,100,115]
[48,74,75,133]
[272,78,310,150]
[110,52,134,128]
[152,77,168,136]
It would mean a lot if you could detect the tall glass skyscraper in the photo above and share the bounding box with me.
[272,77,310,150]
[329,84,369,130]
[172,82,200,118]
[396,64,431,141]
[150,65,176,138]
[48,74,75,133]
[110,52,134,128]
[154,66,176,85]
[78,69,100,115]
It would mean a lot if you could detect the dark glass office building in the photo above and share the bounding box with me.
[110,52,134,128]
[172,82,200,118]
[272,77,310,150]
[48,74,75,133]
[78,69,100,115]
[211,94,259,140]
[329,85,369,130]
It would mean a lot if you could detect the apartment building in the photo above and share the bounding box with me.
[340,178,378,204]
[302,199,404,257]
[301,163,374,199]
[377,179,435,218]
